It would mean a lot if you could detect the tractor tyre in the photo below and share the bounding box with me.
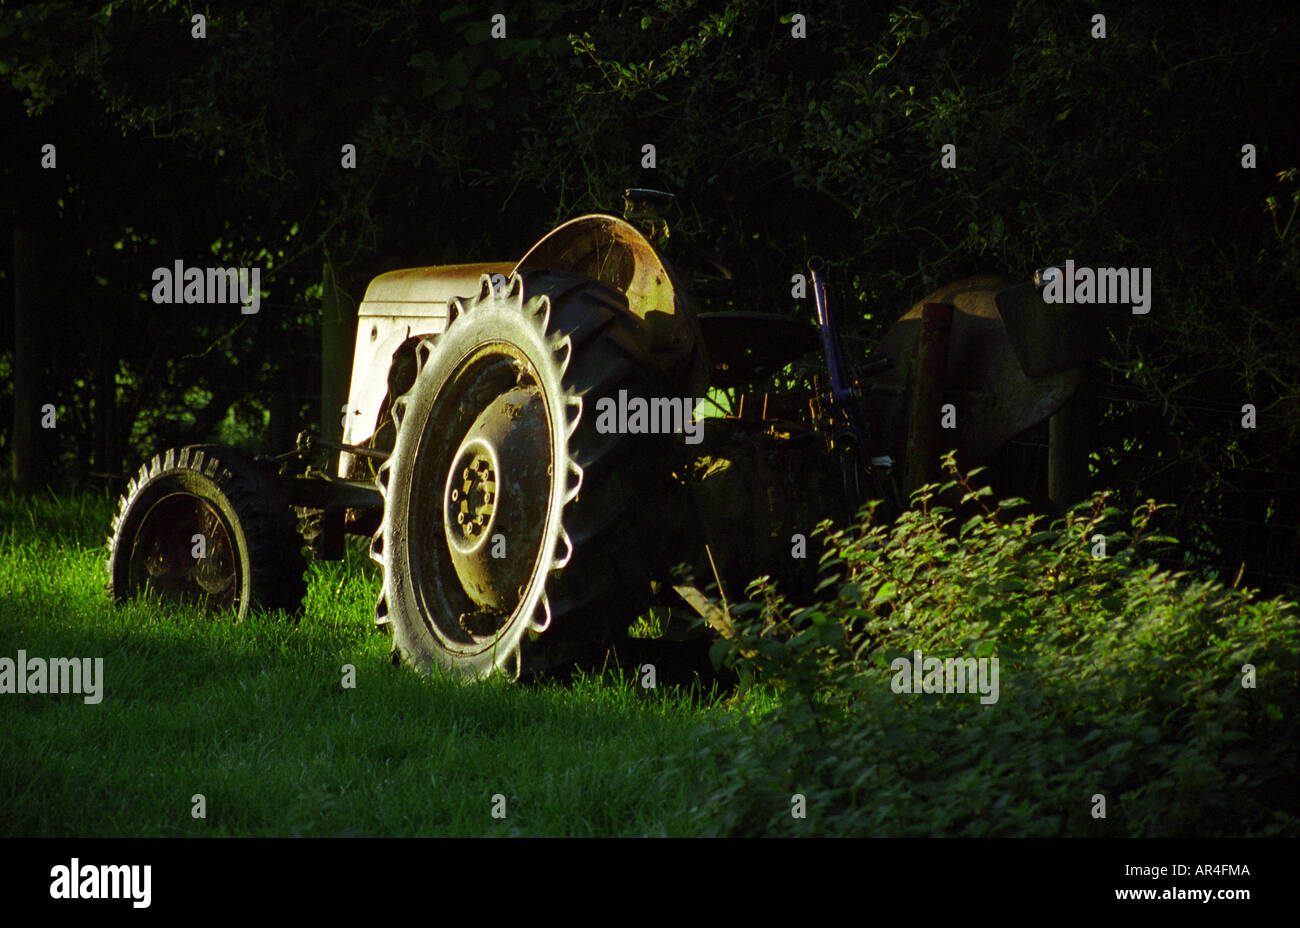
[107,445,306,619]
[371,270,673,679]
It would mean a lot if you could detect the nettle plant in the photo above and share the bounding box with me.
[677,456,1300,837]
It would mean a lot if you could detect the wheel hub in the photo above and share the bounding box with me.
[130,494,238,611]
[445,440,499,552]
[442,386,552,613]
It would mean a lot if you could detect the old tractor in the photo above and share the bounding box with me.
[106,189,1098,678]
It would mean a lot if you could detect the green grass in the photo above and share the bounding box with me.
[17,480,1286,838]
[0,488,734,837]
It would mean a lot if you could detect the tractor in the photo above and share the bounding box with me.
[106,189,1099,679]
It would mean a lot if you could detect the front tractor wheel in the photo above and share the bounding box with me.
[372,270,672,679]
[107,445,306,619]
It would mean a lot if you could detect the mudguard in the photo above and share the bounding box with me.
[864,275,1082,467]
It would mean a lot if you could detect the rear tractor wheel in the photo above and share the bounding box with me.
[372,270,673,679]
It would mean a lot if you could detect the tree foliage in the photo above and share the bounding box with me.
[1,0,1296,582]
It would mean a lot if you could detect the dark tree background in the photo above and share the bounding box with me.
[2,0,1297,588]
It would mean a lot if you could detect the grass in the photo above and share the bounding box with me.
[0,487,736,837]
[15,479,1287,838]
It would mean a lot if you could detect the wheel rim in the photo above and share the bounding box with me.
[407,343,556,645]
[127,493,239,611]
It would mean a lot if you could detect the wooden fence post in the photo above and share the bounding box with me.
[321,262,357,443]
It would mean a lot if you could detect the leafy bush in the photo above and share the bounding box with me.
[672,460,1300,836]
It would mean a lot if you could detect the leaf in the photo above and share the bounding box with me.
[407,51,439,72]
[870,582,898,607]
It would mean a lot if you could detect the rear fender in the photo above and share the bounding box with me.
[514,214,709,394]
[864,275,1082,467]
